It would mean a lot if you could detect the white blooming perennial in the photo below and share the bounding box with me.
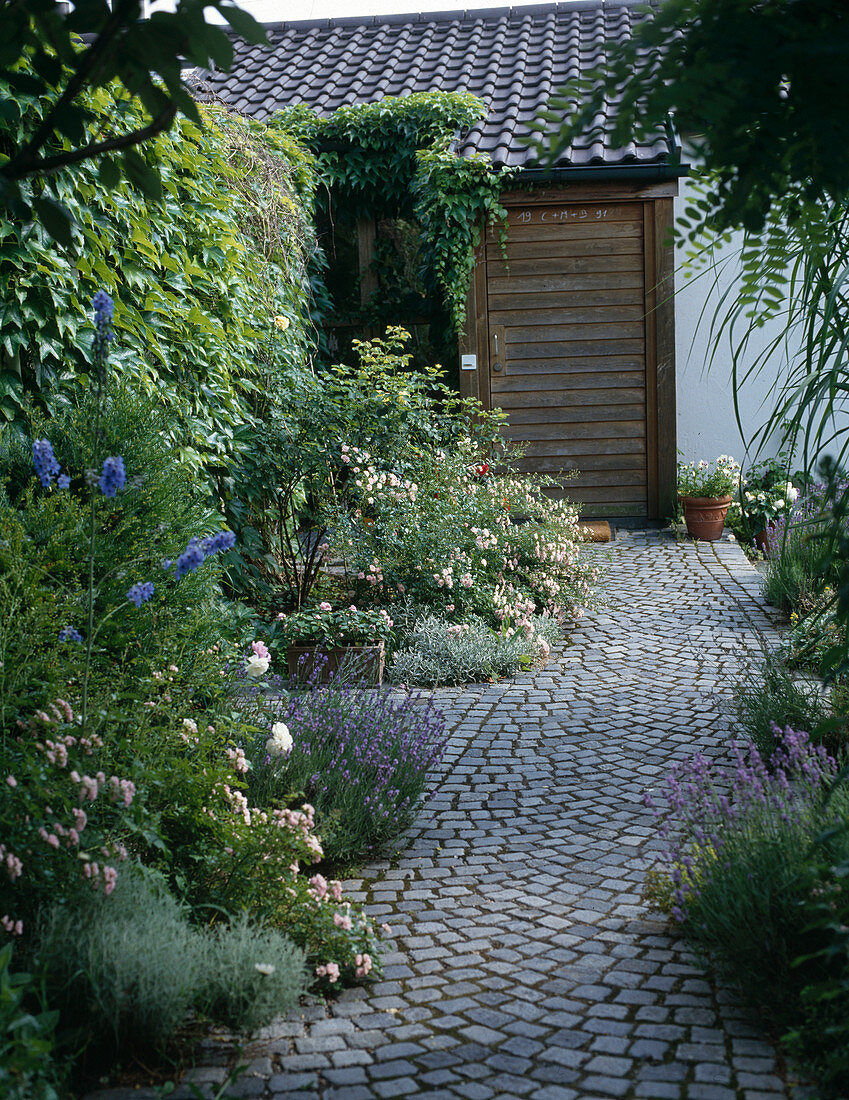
[266,721,293,756]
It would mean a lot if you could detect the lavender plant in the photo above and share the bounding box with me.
[644,726,848,1015]
[248,661,448,863]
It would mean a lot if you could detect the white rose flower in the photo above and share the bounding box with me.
[265,721,293,755]
[786,483,799,502]
[245,654,270,679]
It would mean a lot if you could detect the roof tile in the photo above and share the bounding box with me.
[202,0,669,171]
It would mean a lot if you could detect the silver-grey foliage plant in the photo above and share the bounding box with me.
[388,613,560,686]
[37,872,306,1050]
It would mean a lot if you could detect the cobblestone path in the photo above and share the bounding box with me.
[93,530,800,1100]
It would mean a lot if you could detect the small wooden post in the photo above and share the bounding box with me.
[357,215,378,339]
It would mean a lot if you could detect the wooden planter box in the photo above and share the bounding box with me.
[286,642,385,685]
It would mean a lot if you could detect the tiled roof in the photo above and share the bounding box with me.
[202,0,672,172]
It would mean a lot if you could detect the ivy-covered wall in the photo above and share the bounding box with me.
[272,93,513,373]
[0,74,317,467]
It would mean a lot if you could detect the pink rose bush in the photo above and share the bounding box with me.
[0,701,138,933]
[334,441,602,651]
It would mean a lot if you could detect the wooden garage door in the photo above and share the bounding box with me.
[485,201,649,517]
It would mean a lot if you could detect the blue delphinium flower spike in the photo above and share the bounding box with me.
[127,581,155,608]
[98,456,126,498]
[32,440,61,488]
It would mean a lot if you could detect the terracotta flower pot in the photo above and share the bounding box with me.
[680,495,732,541]
[286,642,385,685]
[753,523,776,557]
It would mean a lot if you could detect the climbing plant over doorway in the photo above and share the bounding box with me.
[271,92,513,337]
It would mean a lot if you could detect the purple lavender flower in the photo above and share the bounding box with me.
[644,724,836,921]
[251,660,448,862]
[98,456,126,498]
[59,626,83,643]
[127,581,155,608]
[32,440,61,488]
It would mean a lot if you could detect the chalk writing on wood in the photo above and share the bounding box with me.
[515,207,611,224]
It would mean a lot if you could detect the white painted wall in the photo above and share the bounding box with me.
[673,178,795,468]
[672,177,849,474]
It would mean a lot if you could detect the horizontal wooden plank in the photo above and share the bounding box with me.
[506,355,645,373]
[486,245,643,271]
[516,468,648,489]
[489,305,645,327]
[499,223,643,248]
[504,321,646,341]
[488,288,643,312]
[545,495,649,517]
[495,370,645,393]
[504,413,646,435]
[499,398,646,417]
[505,337,646,358]
[511,437,647,458]
[516,478,648,505]
[491,240,643,263]
[509,452,647,472]
[501,420,646,441]
[495,384,644,405]
[503,402,642,422]
[503,411,642,431]
[496,221,643,245]
[488,271,645,294]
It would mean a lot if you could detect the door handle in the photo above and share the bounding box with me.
[491,326,505,374]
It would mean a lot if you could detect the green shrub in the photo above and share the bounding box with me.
[0,944,61,1100]
[784,822,849,1095]
[762,478,846,613]
[38,872,202,1054]
[0,696,143,932]
[763,534,823,611]
[0,66,315,468]
[388,612,560,686]
[0,384,231,733]
[338,439,601,627]
[224,327,505,605]
[783,589,848,675]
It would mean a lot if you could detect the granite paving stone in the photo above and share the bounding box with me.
[85,531,809,1099]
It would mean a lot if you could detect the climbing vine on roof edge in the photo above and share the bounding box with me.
[270,93,514,333]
